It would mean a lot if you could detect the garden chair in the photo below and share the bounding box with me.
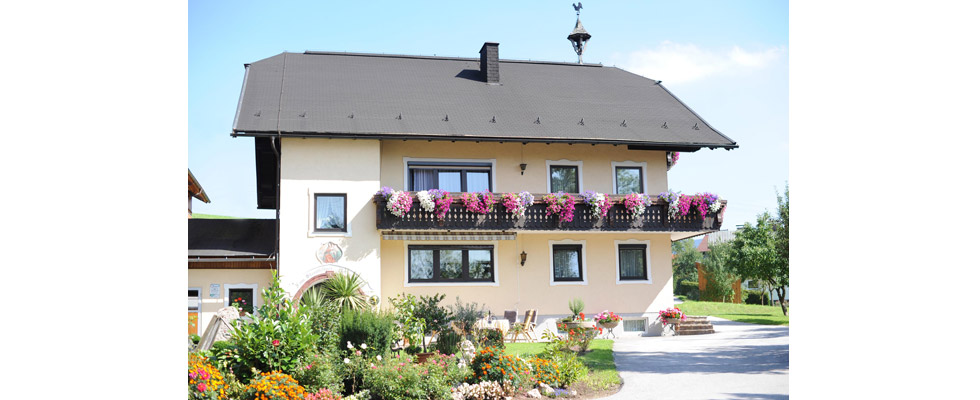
[503,310,517,325]
[509,309,538,343]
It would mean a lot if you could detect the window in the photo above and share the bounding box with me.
[549,165,579,193]
[228,288,255,313]
[408,245,494,283]
[408,162,492,192]
[314,194,347,232]
[623,319,647,332]
[618,244,648,280]
[615,167,643,194]
[552,244,584,281]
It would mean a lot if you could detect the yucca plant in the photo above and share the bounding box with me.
[568,298,585,316]
[322,271,369,311]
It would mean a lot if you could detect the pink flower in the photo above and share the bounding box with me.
[197,383,207,392]
[355,350,361,356]
[272,339,281,347]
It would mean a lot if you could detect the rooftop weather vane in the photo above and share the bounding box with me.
[568,2,591,64]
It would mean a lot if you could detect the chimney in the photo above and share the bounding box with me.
[479,42,500,84]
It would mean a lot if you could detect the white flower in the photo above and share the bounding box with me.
[377,355,382,361]
[417,190,435,212]
[710,197,724,213]
[361,343,368,349]
[347,341,354,349]
[344,358,351,364]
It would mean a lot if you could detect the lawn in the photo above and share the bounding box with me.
[505,339,621,397]
[676,300,789,325]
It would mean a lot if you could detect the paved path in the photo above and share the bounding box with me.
[601,317,788,400]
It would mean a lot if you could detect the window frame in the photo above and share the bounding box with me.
[615,240,653,284]
[545,159,584,193]
[406,244,497,285]
[313,193,348,233]
[611,161,648,194]
[403,157,497,192]
[224,283,260,310]
[549,239,588,285]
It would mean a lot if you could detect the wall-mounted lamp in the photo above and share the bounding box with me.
[520,163,527,175]
[520,251,527,266]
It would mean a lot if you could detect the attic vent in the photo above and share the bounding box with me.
[479,42,500,84]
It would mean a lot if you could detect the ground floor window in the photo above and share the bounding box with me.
[188,288,201,335]
[552,244,584,282]
[408,245,494,283]
[623,319,647,332]
[618,244,648,281]
[226,286,256,313]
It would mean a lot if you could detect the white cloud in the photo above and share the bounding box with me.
[618,41,784,84]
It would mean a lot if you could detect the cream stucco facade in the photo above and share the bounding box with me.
[187,269,273,336]
[275,137,676,335]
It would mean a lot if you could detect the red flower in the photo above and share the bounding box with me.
[272,339,280,347]
[197,383,207,392]
[579,312,585,320]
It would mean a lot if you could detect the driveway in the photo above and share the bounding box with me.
[601,317,788,400]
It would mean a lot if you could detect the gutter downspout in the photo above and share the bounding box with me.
[273,52,287,278]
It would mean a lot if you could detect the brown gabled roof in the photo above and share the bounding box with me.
[188,169,211,203]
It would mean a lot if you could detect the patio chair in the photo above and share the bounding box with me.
[509,309,538,343]
[503,310,518,325]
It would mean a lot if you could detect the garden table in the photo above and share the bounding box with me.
[475,319,510,336]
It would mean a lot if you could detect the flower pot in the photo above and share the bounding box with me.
[239,310,247,317]
[414,352,435,364]
[599,321,620,330]
[564,321,595,330]
[665,318,682,324]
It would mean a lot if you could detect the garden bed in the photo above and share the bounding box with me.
[505,339,622,399]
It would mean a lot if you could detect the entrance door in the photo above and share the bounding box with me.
[188,288,201,335]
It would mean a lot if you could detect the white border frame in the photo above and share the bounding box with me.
[549,239,588,286]
[622,317,649,332]
[545,159,584,193]
[403,241,501,287]
[307,189,353,238]
[615,239,653,284]
[611,161,648,194]
[402,157,498,192]
[224,283,261,309]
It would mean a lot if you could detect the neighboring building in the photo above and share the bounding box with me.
[188,219,276,335]
[229,35,737,335]
[188,169,211,217]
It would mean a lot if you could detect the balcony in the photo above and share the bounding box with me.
[374,193,725,237]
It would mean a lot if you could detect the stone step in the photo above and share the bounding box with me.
[677,328,715,335]
[671,315,715,335]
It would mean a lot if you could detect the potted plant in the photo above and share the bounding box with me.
[594,310,623,330]
[564,298,594,329]
[658,307,686,326]
[231,297,251,316]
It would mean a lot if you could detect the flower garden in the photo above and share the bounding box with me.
[189,275,622,400]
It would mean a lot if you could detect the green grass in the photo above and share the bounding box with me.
[191,213,240,219]
[677,300,789,325]
[504,339,620,391]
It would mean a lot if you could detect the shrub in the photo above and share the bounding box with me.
[303,388,344,400]
[417,293,452,334]
[190,334,202,344]
[541,351,587,389]
[338,309,397,358]
[450,297,487,338]
[676,280,700,300]
[231,274,317,379]
[189,353,229,400]
[528,357,560,388]
[320,272,370,311]
[300,288,344,353]
[744,289,771,305]
[551,324,598,353]
[347,350,465,400]
[467,346,531,389]
[475,328,504,348]
[567,298,585,316]
[292,352,342,394]
[433,327,463,355]
[204,341,245,379]
[244,371,306,400]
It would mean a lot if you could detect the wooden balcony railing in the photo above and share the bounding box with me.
[375,193,725,232]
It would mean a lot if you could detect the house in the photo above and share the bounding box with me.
[188,169,211,218]
[188,218,276,335]
[229,32,737,335]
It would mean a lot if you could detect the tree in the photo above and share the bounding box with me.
[728,209,790,315]
[671,238,702,296]
[701,241,737,302]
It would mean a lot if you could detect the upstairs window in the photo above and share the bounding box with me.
[615,166,643,194]
[549,165,580,193]
[408,162,492,192]
[314,194,347,232]
[552,244,584,282]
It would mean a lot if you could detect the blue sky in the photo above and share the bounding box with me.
[189,0,788,228]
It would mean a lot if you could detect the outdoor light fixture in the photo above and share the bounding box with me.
[520,163,527,175]
[520,251,527,266]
